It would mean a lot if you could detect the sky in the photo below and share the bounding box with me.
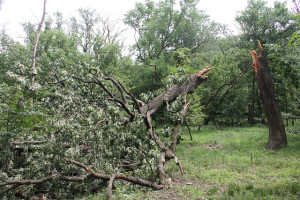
[0,0,294,46]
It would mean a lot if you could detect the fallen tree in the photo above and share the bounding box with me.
[0,66,211,199]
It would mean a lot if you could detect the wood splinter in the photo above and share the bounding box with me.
[249,40,264,73]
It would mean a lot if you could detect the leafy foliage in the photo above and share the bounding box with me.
[0,10,160,199]
[124,0,221,94]
[289,14,300,47]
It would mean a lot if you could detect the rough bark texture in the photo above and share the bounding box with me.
[249,40,287,149]
[142,66,211,184]
[141,66,211,116]
[63,159,165,190]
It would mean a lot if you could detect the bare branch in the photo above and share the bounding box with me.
[107,174,116,200]
[11,140,47,145]
[104,77,127,104]
[157,153,167,184]
[1,176,54,186]
[117,80,144,114]
[170,98,191,153]
[72,76,136,121]
[94,77,135,119]
[63,159,164,190]
[93,118,107,133]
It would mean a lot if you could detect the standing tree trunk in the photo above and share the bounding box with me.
[31,0,47,106]
[249,40,287,149]
[170,98,191,153]
[247,72,255,125]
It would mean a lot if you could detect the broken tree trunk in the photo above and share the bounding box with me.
[142,66,211,154]
[141,66,212,116]
[249,40,287,149]
[141,66,211,184]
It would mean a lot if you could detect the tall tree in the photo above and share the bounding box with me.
[199,37,250,125]
[70,8,100,53]
[124,0,220,93]
[236,0,296,47]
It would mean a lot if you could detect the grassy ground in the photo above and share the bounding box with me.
[84,125,300,200]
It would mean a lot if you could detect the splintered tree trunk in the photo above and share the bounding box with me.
[141,66,211,184]
[249,40,287,149]
[141,66,212,116]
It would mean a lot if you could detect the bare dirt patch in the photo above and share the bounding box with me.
[144,178,210,200]
[204,143,224,150]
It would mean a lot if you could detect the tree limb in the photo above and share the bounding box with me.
[72,76,136,120]
[0,175,86,187]
[11,140,47,145]
[107,174,116,200]
[63,158,164,190]
[141,66,212,116]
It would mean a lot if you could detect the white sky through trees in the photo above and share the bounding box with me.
[0,0,293,47]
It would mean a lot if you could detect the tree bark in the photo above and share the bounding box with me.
[249,40,287,149]
[247,72,255,125]
[141,66,212,116]
[141,66,211,183]
[31,0,47,106]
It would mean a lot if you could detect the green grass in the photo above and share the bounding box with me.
[84,125,300,200]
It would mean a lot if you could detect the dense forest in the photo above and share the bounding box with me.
[0,0,299,199]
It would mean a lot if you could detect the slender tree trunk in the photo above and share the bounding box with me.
[170,99,191,153]
[197,123,201,131]
[31,0,47,106]
[249,40,287,149]
[248,73,255,125]
[186,123,193,141]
